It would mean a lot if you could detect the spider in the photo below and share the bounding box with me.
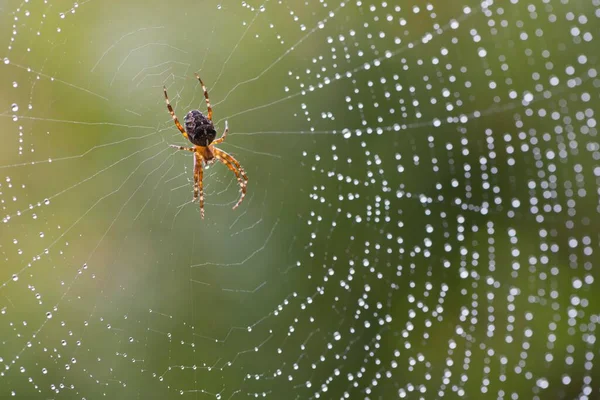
[164,73,247,219]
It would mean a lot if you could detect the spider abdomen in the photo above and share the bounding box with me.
[184,110,217,146]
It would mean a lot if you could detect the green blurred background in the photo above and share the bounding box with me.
[0,0,599,398]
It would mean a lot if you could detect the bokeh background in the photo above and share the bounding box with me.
[1,0,599,398]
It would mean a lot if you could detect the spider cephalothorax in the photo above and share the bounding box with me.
[184,110,216,147]
[163,73,248,219]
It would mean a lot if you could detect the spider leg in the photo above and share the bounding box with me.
[213,147,248,185]
[192,153,199,203]
[169,145,194,152]
[194,73,213,121]
[163,86,188,140]
[196,153,205,219]
[212,147,248,210]
[211,120,229,145]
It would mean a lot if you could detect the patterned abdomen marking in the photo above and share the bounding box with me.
[184,110,217,146]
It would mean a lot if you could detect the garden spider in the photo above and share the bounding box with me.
[164,74,247,219]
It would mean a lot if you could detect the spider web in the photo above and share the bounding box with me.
[0,0,599,398]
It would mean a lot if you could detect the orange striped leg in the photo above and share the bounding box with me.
[169,145,194,152]
[163,87,188,140]
[212,121,229,145]
[197,157,205,219]
[192,153,200,204]
[194,73,213,121]
[212,148,247,209]
[213,147,248,185]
